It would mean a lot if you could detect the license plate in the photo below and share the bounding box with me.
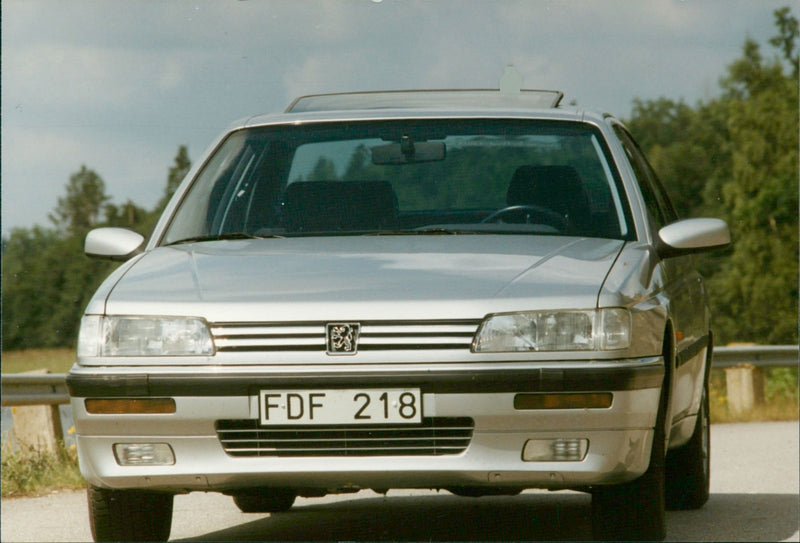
[259,389,422,426]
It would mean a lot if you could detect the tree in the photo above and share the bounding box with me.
[2,147,193,349]
[2,227,61,348]
[104,200,151,229]
[769,6,799,78]
[145,146,193,237]
[156,145,192,212]
[708,36,798,344]
[627,8,799,345]
[308,156,338,181]
[626,98,731,219]
[48,166,109,234]
[167,145,191,199]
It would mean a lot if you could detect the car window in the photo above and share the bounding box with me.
[613,124,679,231]
[162,120,634,244]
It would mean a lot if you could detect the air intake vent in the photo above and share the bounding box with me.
[210,320,480,353]
[216,417,474,457]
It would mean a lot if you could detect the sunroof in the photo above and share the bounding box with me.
[286,89,564,113]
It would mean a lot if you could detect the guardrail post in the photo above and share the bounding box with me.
[724,363,765,416]
[9,369,64,453]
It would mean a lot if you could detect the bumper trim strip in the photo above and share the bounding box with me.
[67,363,664,398]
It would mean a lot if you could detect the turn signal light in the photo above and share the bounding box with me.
[85,398,176,414]
[514,393,612,410]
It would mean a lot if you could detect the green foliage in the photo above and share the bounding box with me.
[2,226,117,350]
[1,440,84,497]
[764,367,799,402]
[308,156,338,181]
[306,132,609,213]
[166,145,192,201]
[2,11,798,351]
[1,147,191,350]
[627,7,799,346]
[709,368,799,423]
[154,145,192,218]
[48,166,109,234]
[769,6,799,78]
[626,98,731,219]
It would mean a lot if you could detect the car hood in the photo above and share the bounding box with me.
[100,236,624,321]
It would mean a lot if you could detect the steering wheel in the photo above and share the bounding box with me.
[481,204,568,232]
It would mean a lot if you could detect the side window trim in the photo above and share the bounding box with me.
[616,125,679,223]
[612,124,679,235]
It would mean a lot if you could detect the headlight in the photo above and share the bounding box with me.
[472,308,631,353]
[78,316,215,357]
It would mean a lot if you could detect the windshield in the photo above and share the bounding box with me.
[162,119,632,244]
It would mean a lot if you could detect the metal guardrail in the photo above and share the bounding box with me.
[711,345,799,368]
[1,373,70,406]
[1,345,797,407]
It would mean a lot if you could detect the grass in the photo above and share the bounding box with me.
[709,367,799,423]
[1,348,76,374]
[1,440,84,498]
[0,349,797,497]
[2,349,82,498]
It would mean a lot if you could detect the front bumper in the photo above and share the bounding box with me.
[68,359,663,493]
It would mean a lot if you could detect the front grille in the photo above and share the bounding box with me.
[216,417,474,457]
[210,320,481,353]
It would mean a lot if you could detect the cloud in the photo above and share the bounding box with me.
[1,128,87,232]
[4,43,195,114]
[0,123,192,233]
[2,0,797,236]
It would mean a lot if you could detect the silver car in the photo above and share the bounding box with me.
[68,89,730,541]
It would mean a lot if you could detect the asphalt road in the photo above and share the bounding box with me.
[2,421,798,542]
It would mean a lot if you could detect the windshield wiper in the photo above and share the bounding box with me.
[412,227,485,235]
[366,228,467,236]
[413,227,462,235]
[166,232,283,246]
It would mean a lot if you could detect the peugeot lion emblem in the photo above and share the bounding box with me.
[326,323,360,355]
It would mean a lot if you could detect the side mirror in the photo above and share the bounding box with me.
[657,218,730,259]
[85,227,145,261]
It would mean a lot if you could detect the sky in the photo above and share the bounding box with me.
[2,0,797,237]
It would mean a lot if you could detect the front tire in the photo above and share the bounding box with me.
[591,349,669,541]
[591,431,667,541]
[87,484,173,542]
[666,381,710,510]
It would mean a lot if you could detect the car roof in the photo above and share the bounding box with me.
[237,89,613,130]
[285,89,565,113]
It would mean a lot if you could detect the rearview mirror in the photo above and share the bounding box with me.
[372,140,446,165]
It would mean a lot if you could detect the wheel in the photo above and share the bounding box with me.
[591,442,667,541]
[480,204,567,231]
[87,484,173,542]
[232,488,296,513]
[591,365,668,541]
[591,425,667,541]
[666,380,710,510]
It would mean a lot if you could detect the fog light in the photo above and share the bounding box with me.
[522,438,588,462]
[113,443,175,466]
